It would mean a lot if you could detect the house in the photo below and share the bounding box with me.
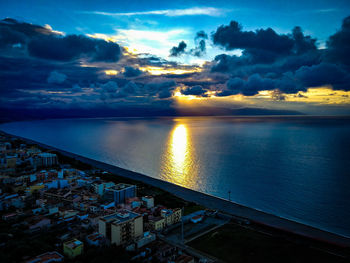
[142,196,154,209]
[26,216,51,230]
[161,208,182,226]
[63,239,84,258]
[148,216,166,231]
[86,232,104,246]
[26,251,64,263]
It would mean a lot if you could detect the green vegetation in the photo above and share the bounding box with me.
[188,222,348,263]
[183,204,205,216]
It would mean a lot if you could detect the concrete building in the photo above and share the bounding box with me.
[6,155,17,168]
[149,217,166,231]
[136,232,156,248]
[34,153,58,168]
[161,208,182,226]
[99,210,143,246]
[142,196,154,208]
[86,232,104,246]
[93,181,115,196]
[104,183,136,206]
[63,239,83,258]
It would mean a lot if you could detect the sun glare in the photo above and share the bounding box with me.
[139,66,201,76]
[104,70,119,75]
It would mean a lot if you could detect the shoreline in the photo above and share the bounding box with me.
[2,130,350,248]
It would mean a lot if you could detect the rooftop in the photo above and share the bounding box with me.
[64,239,83,249]
[86,232,103,242]
[26,251,64,263]
[106,183,135,191]
[100,210,140,224]
[38,153,57,158]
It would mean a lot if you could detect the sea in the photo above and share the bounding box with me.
[1,116,350,237]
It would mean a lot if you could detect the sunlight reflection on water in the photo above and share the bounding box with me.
[160,122,198,188]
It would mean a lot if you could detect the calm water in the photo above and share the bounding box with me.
[1,116,350,237]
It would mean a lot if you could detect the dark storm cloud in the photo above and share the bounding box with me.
[28,34,121,62]
[0,18,121,62]
[145,80,177,99]
[213,21,294,61]
[0,18,55,49]
[295,63,350,90]
[123,66,142,77]
[169,41,187,57]
[208,17,350,97]
[212,21,317,64]
[292,26,317,54]
[217,73,303,97]
[326,16,350,66]
[181,85,207,96]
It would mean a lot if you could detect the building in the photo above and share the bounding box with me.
[93,181,115,196]
[99,210,143,246]
[26,183,45,194]
[63,239,84,258]
[104,184,136,205]
[26,251,64,263]
[161,208,182,226]
[136,232,156,248]
[6,155,17,168]
[148,216,166,231]
[86,232,104,246]
[34,153,58,168]
[142,196,154,208]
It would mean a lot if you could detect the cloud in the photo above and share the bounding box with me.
[181,85,207,96]
[123,66,142,77]
[47,71,67,84]
[1,16,349,115]
[0,18,121,62]
[97,28,188,58]
[295,63,350,90]
[72,84,82,92]
[212,21,317,64]
[195,31,208,40]
[28,34,121,62]
[83,7,228,17]
[169,41,187,57]
[100,81,119,93]
[145,80,177,99]
[326,16,350,66]
[206,19,349,97]
[190,31,208,57]
[213,21,294,53]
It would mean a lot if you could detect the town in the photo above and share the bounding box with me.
[0,132,228,263]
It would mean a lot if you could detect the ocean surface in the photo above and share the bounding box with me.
[1,116,350,237]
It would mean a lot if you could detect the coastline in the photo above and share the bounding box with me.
[2,130,350,248]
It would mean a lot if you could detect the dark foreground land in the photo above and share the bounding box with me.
[2,131,350,262]
[189,222,349,263]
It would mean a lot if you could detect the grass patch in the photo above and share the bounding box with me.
[188,222,348,263]
[183,204,205,216]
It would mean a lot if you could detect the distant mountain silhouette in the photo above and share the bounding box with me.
[0,106,303,122]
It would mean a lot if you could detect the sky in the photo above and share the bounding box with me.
[0,0,350,117]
